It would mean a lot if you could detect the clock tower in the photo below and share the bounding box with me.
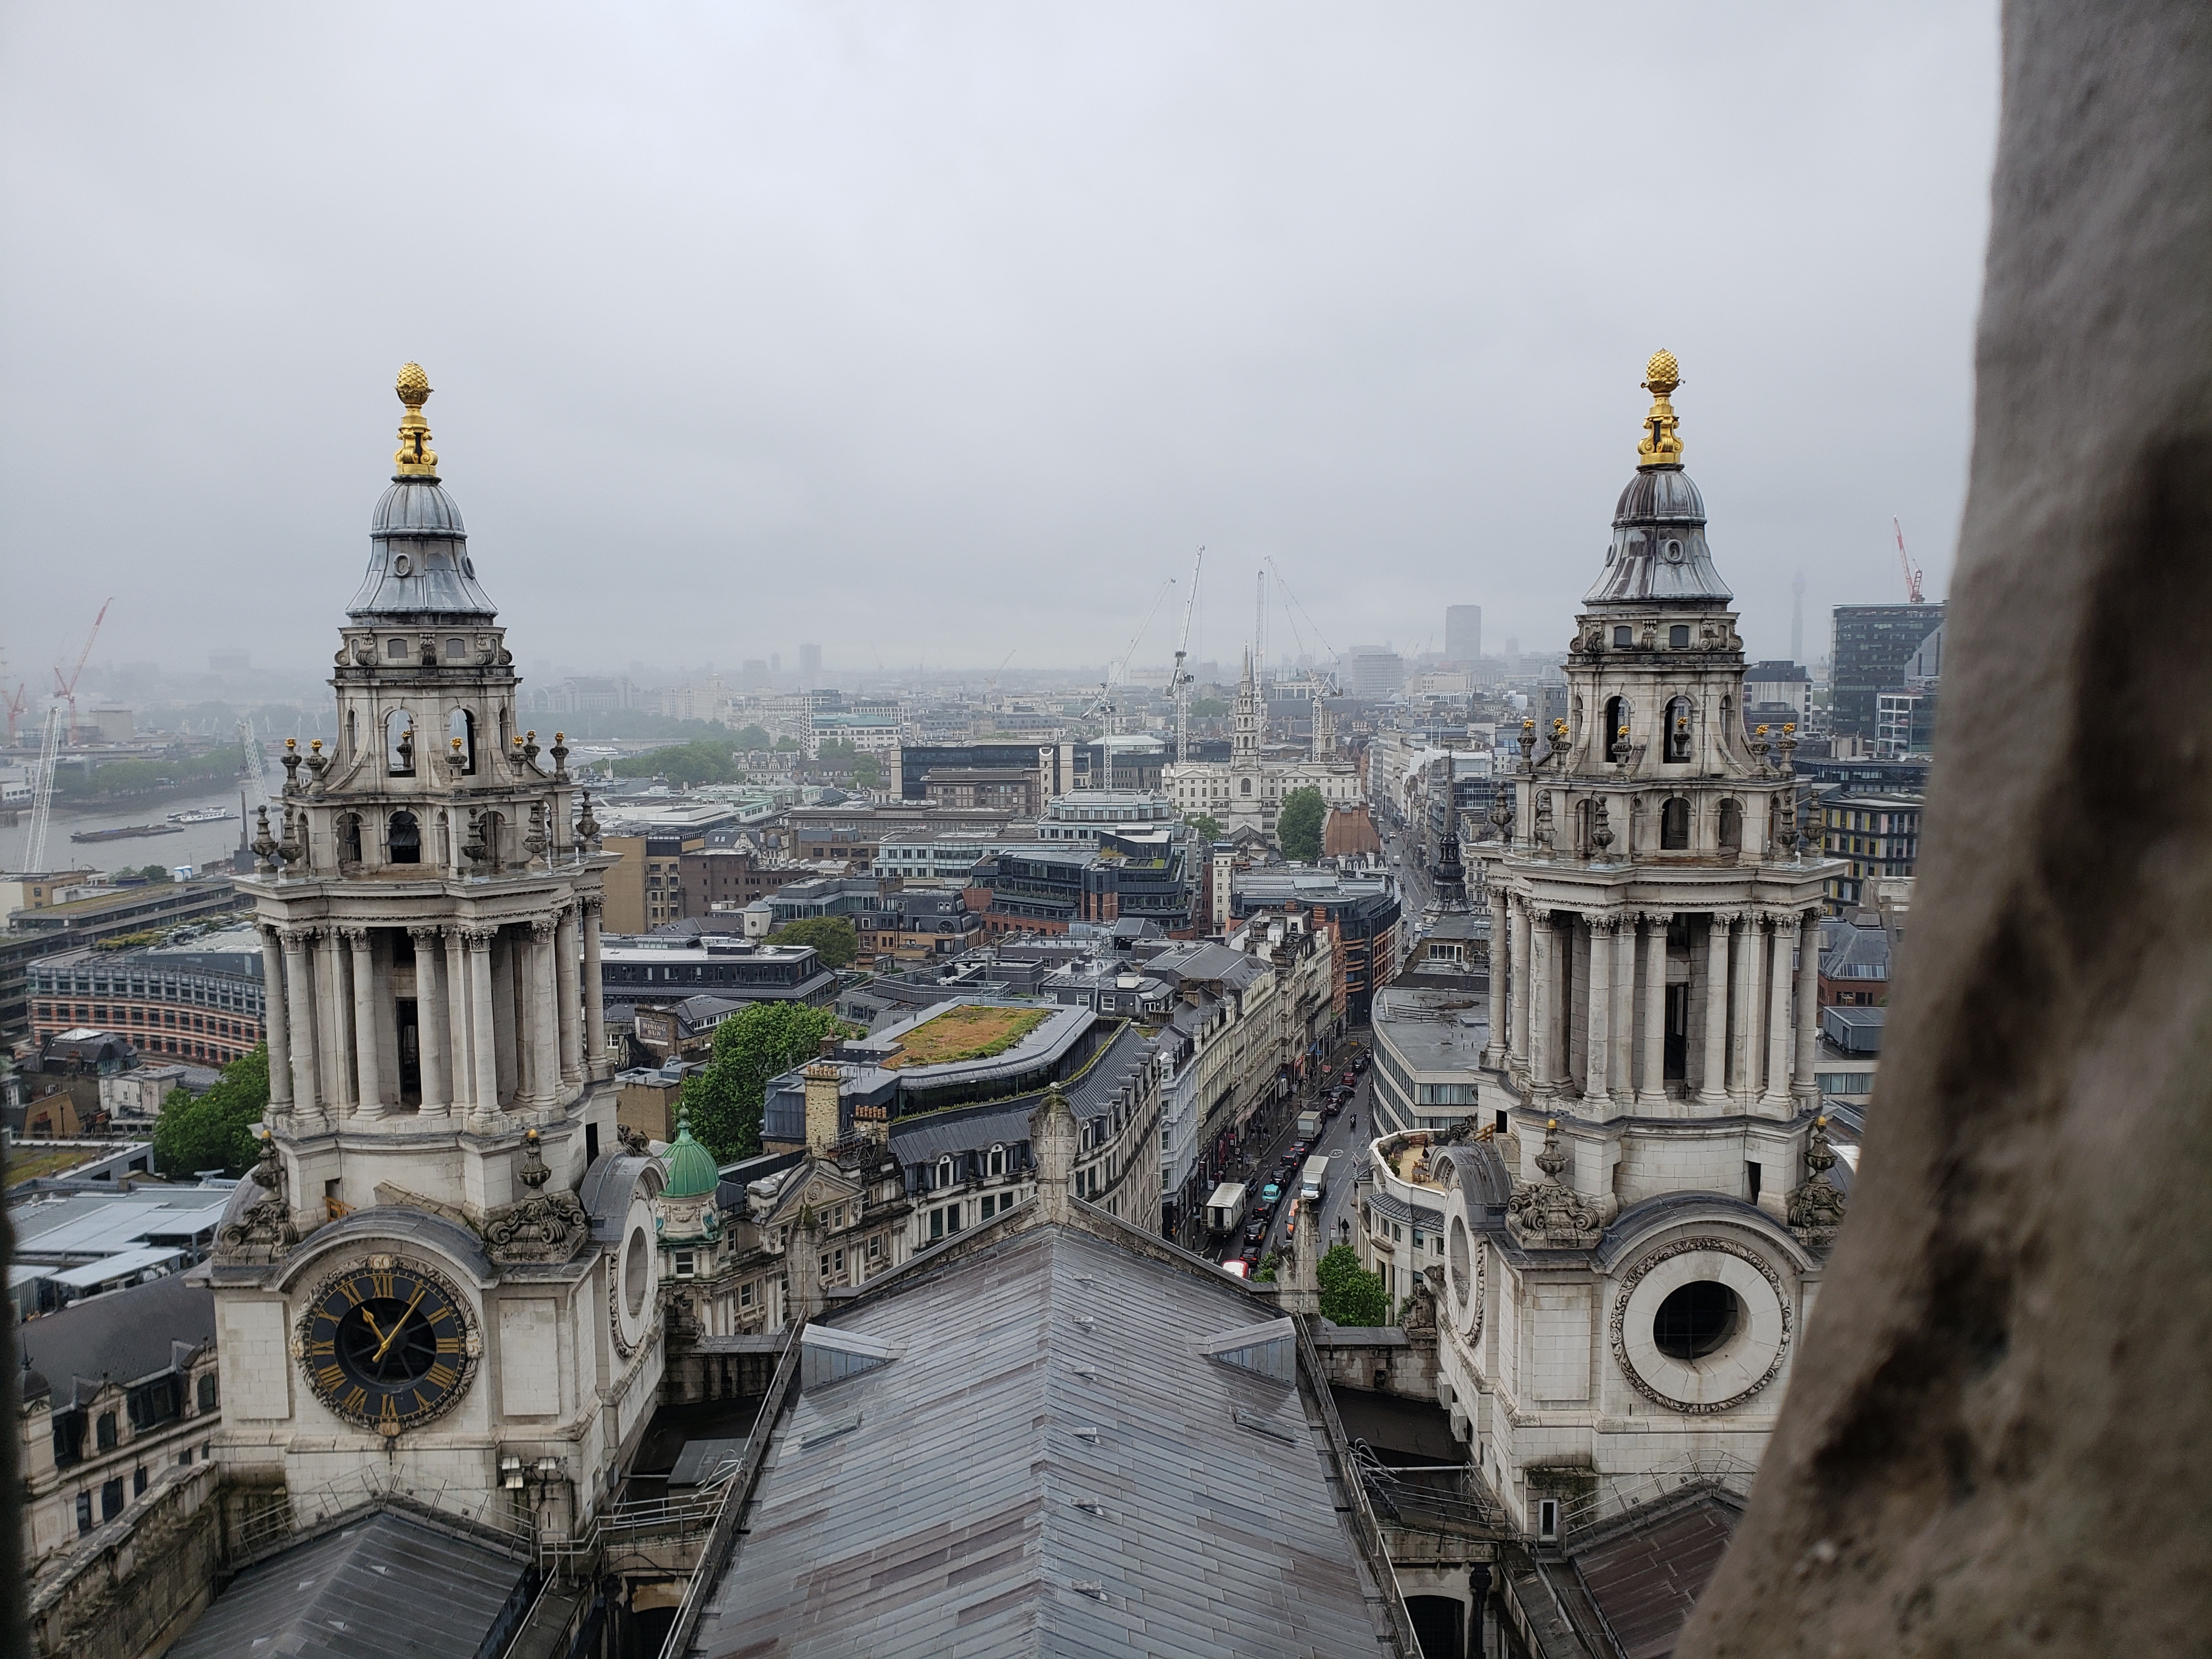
[206,368,667,1534]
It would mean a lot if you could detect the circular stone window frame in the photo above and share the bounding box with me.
[608,1196,657,1359]
[1610,1236,1791,1416]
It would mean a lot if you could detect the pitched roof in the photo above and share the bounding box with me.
[688,1225,1401,1658]
[16,1271,213,1404]
[166,1508,529,1659]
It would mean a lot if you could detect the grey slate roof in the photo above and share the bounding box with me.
[16,1271,214,1405]
[1583,466,1734,606]
[166,1508,529,1659]
[689,1225,1397,1658]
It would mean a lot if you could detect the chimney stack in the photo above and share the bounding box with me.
[803,1037,842,1155]
[1029,1085,1078,1225]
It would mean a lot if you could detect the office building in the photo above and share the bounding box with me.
[1830,601,1945,738]
[1444,604,1482,664]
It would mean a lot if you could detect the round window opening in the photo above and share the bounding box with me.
[1448,1218,1472,1308]
[623,1224,649,1317]
[1652,1279,1740,1361]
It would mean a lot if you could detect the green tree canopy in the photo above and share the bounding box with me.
[1189,697,1229,718]
[1277,786,1328,861]
[611,738,742,787]
[1317,1243,1389,1326]
[680,1002,849,1162]
[128,864,176,883]
[850,752,883,791]
[1184,812,1223,843]
[772,916,859,968]
[153,1044,271,1177]
[732,724,773,751]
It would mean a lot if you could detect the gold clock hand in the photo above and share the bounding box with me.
[371,1285,427,1362]
[360,1308,389,1348]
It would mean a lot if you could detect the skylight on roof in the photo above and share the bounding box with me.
[799,1326,904,1392]
[1200,1317,1299,1384]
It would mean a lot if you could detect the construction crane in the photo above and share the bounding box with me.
[1894,517,1926,604]
[24,703,65,874]
[1085,576,1177,791]
[3,681,27,749]
[239,716,274,804]
[52,597,114,744]
[1171,547,1205,766]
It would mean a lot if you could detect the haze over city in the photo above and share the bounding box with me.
[2,3,1995,680]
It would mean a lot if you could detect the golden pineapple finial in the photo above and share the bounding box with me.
[1637,349,1684,469]
[393,363,438,478]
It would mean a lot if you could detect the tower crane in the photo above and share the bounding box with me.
[1894,517,1926,605]
[24,703,65,874]
[4,681,27,749]
[1171,547,1205,766]
[1085,575,1177,792]
[52,597,114,745]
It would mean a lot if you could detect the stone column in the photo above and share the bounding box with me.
[1486,886,1510,1066]
[1639,911,1669,1109]
[320,926,353,1112]
[467,926,500,1115]
[346,927,382,1118]
[582,896,607,1077]
[1793,907,1822,1105]
[1763,915,1795,1110]
[445,927,475,1114]
[1699,913,1731,1106]
[261,925,292,1113]
[1528,911,1555,1097]
[1729,913,1757,1104]
[556,902,582,1086]
[1583,916,1613,1110]
[282,927,319,1115]
[1510,896,1533,1066]
[410,926,449,1114]
[529,917,560,1108]
[1611,915,1637,1105]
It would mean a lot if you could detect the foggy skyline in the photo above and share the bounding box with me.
[1,4,1997,684]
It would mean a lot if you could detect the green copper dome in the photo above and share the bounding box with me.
[660,1116,720,1199]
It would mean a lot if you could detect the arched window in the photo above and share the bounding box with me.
[1717,799,1742,855]
[1665,697,1694,763]
[1603,696,1629,761]
[936,1156,954,1189]
[1670,624,1691,648]
[1612,624,1633,648]
[1575,799,1595,857]
[385,708,415,776]
[335,811,363,866]
[988,1144,1006,1176]
[388,810,421,865]
[386,636,410,660]
[1241,777,1251,795]
[448,707,475,775]
[345,709,358,759]
[1661,797,1691,850]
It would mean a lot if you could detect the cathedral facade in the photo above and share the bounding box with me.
[1421,356,1849,1533]
[205,368,667,1535]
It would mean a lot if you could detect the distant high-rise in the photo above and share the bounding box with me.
[1345,647,1406,701]
[1791,573,1805,665]
[1444,605,1482,664]
[1830,602,1946,738]
[800,643,822,687]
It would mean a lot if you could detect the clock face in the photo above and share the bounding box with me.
[296,1258,477,1432]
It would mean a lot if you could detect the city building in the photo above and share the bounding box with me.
[1163,653,1364,843]
[1818,789,1925,911]
[1230,868,1401,1021]
[885,740,1041,800]
[17,1273,222,1569]
[597,933,838,1015]
[918,764,1039,814]
[785,800,1019,864]
[1874,620,1943,760]
[1345,646,1408,701]
[1437,354,1849,1537]
[1743,658,1814,726]
[1444,603,1483,665]
[1829,600,1946,738]
[24,923,269,1068]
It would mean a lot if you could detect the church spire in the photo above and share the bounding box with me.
[393,362,439,478]
[1635,349,1684,470]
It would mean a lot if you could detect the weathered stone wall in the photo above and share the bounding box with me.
[28,1462,223,1659]
[1310,1328,1441,1398]
[1680,6,2212,1654]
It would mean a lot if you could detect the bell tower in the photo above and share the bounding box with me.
[208,368,666,1533]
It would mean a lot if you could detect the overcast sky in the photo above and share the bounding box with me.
[1,3,1997,684]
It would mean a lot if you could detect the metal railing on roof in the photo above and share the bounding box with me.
[1553,1448,1759,1538]
[1350,1442,1504,1538]
[227,1464,533,1571]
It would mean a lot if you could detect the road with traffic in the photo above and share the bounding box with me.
[1209,1040,1379,1274]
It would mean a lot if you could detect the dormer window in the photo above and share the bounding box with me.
[936,1156,954,1189]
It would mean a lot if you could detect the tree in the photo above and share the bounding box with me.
[611,738,741,787]
[732,724,773,752]
[130,864,175,883]
[851,752,883,791]
[1255,1250,1281,1284]
[772,916,859,968]
[681,1002,848,1162]
[1184,812,1223,842]
[152,1045,271,1177]
[1277,786,1327,861]
[1316,1243,1389,1326]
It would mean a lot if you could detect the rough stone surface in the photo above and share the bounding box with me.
[1679,7,2212,1655]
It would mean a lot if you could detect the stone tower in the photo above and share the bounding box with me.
[1428,356,1846,1533]
[207,368,665,1533]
